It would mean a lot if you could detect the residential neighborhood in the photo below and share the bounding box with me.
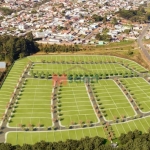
[0,0,149,45]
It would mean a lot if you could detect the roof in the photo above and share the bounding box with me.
[98,41,104,45]
[0,62,6,69]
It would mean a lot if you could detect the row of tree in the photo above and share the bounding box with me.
[31,71,137,79]
[38,44,80,53]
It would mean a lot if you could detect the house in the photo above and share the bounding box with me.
[18,24,28,30]
[0,62,6,72]
[98,41,104,45]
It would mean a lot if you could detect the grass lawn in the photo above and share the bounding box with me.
[120,78,150,112]
[27,55,147,73]
[59,82,98,126]
[92,80,136,120]
[6,126,106,145]
[112,116,150,137]
[9,79,53,127]
[31,63,131,75]
[0,58,28,122]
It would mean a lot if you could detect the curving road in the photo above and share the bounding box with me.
[137,23,150,61]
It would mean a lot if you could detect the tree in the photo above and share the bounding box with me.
[112,17,118,25]
[0,143,13,149]
[124,29,131,34]
[0,34,38,63]
[118,7,147,23]
[92,14,103,22]
[95,33,111,42]
[146,12,150,21]
[26,32,34,42]
[21,144,32,150]
[31,9,37,14]
[128,49,134,55]
[0,7,14,15]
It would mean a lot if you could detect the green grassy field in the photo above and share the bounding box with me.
[59,82,98,126]
[8,79,53,127]
[0,58,28,120]
[112,116,150,137]
[31,63,131,75]
[6,126,106,145]
[92,80,136,120]
[120,77,150,112]
[6,116,150,145]
[28,55,147,73]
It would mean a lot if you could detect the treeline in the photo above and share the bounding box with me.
[0,32,38,63]
[1,136,109,150]
[38,44,80,53]
[0,33,81,63]
[118,6,150,23]
[119,129,150,150]
[2,129,150,150]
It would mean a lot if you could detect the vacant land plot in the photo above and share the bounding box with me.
[31,63,131,75]
[59,82,98,126]
[28,55,147,73]
[0,59,28,121]
[9,79,53,127]
[120,78,150,112]
[112,116,150,137]
[92,80,136,120]
[6,116,150,145]
[6,126,106,145]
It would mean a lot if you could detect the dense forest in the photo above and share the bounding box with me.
[2,129,150,150]
[0,32,38,63]
[118,6,150,23]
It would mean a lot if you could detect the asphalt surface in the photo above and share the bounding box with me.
[137,23,150,61]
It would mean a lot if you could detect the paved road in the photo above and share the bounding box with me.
[84,27,100,41]
[137,24,150,61]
